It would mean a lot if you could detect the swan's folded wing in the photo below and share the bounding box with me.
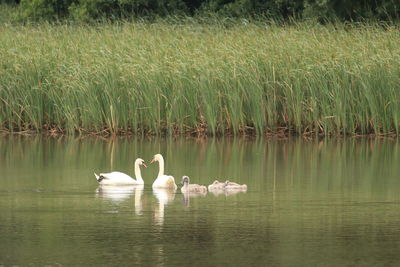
[167,176,176,186]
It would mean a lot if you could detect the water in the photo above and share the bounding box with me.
[0,136,400,266]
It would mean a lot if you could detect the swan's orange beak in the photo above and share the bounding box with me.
[150,158,155,163]
[142,163,147,168]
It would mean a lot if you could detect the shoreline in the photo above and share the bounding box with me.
[1,126,398,139]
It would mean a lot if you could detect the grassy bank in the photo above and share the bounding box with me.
[0,20,399,136]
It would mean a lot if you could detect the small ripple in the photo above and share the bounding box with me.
[102,210,119,214]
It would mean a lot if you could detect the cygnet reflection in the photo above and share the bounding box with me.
[208,187,247,197]
[153,187,176,226]
[182,190,207,208]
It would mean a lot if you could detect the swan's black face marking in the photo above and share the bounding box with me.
[181,176,189,185]
[98,175,105,182]
[136,158,147,168]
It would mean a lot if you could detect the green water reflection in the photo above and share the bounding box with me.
[0,137,399,266]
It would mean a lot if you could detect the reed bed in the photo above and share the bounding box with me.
[0,21,399,136]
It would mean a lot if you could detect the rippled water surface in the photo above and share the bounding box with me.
[0,137,400,266]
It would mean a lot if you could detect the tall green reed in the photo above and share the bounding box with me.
[0,21,399,136]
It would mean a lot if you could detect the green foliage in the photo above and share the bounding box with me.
[199,0,303,18]
[69,0,189,21]
[19,0,75,20]
[304,0,400,21]
[0,21,399,136]
[0,3,20,24]
[9,0,400,21]
[0,0,20,3]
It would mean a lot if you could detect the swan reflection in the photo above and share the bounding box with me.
[153,187,176,226]
[96,185,144,214]
[133,185,144,215]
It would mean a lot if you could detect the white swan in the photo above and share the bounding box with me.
[94,158,146,185]
[181,176,207,194]
[151,154,177,189]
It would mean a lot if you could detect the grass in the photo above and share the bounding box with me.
[0,19,399,137]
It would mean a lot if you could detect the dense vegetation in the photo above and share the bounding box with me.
[0,21,399,136]
[2,0,400,22]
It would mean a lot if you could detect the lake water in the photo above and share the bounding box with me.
[0,136,399,266]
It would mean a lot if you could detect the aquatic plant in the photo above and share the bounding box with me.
[0,21,399,136]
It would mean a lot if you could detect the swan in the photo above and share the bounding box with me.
[224,180,247,190]
[151,154,177,189]
[181,176,207,194]
[207,180,226,191]
[94,158,146,185]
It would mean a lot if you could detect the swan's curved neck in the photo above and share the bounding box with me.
[182,182,188,190]
[134,162,144,183]
[158,157,165,177]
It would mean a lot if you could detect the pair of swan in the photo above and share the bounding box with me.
[94,154,177,189]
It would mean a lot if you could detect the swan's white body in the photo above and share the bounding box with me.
[153,175,177,188]
[94,158,146,185]
[151,154,177,189]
